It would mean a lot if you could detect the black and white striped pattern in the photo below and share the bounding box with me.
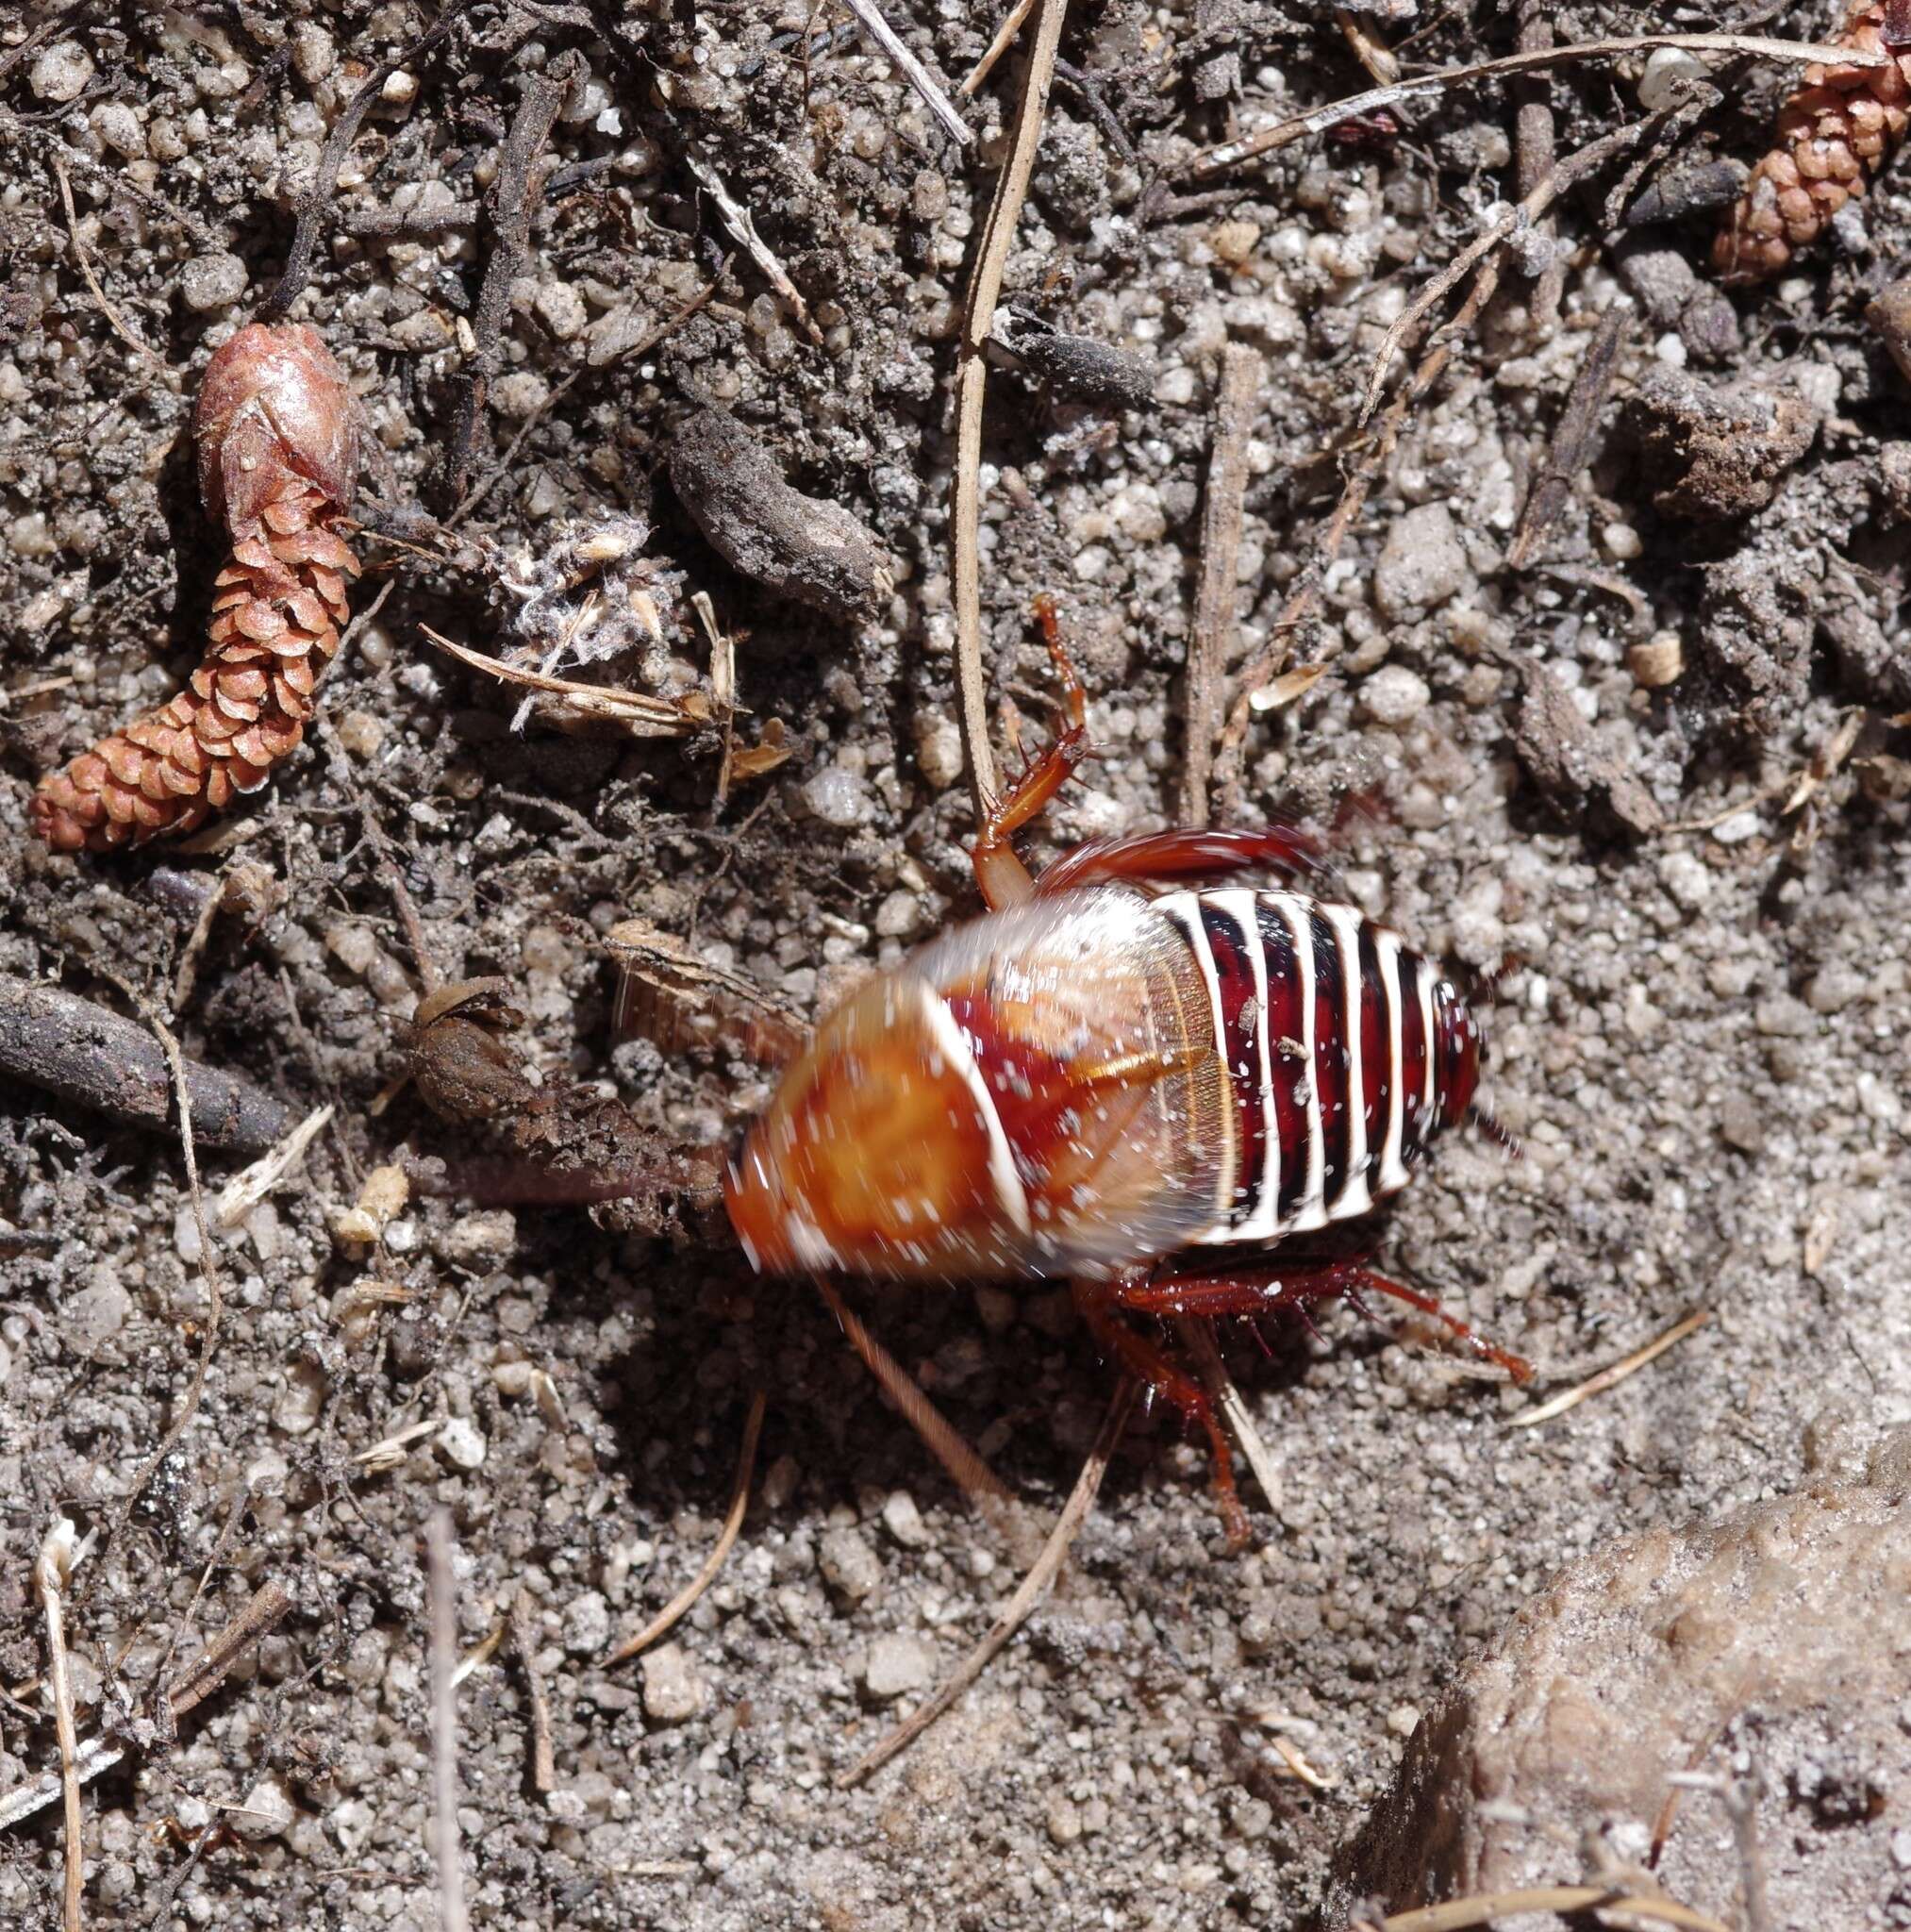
[1153,888,1447,1247]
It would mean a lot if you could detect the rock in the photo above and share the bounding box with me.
[1627,367,1820,519]
[1507,658,1662,839]
[179,253,249,314]
[640,1641,709,1723]
[817,1524,883,1603]
[1334,1447,1911,1926]
[862,1634,934,1701]
[1372,504,1468,621]
[561,1590,611,1656]
[29,42,93,104]
[1359,665,1431,727]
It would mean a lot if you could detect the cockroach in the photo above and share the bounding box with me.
[726,605,1530,1541]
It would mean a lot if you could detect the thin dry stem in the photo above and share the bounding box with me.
[1374,1886,1731,1932]
[1179,343,1260,826]
[508,1596,556,1792]
[419,625,698,736]
[1181,32,1886,179]
[1509,1308,1711,1428]
[607,1391,768,1664]
[50,158,171,383]
[839,1375,1136,1786]
[427,1509,469,1932]
[94,978,225,1577]
[36,1522,83,1932]
[839,0,971,142]
[960,0,1037,94]
[953,0,1072,824]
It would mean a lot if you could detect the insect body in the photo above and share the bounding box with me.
[724,877,1481,1284]
[726,609,1526,1537]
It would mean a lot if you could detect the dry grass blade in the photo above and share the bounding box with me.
[36,1522,83,1931]
[839,0,971,142]
[213,1102,334,1229]
[508,1596,557,1793]
[607,1391,768,1665]
[960,0,1037,94]
[419,625,699,736]
[50,158,171,385]
[1509,1308,1711,1428]
[838,1375,1136,1786]
[427,1509,469,1932]
[1373,1885,1732,1931]
[684,150,823,344]
[952,0,1072,822]
[1181,32,1886,179]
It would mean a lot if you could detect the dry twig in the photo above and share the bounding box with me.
[607,1391,768,1664]
[447,58,577,499]
[811,1275,1017,1514]
[952,0,1072,823]
[507,1596,556,1793]
[1366,1886,1731,1932]
[1504,307,1628,571]
[960,0,1038,95]
[50,158,170,383]
[838,0,971,143]
[36,1522,83,1932]
[1508,1307,1711,1428]
[427,1510,469,1932]
[261,3,475,319]
[683,149,823,346]
[1179,344,1260,826]
[838,1376,1135,1785]
[0,1584,293,1834]
[1180,32,1886,180]
[419,625,700,736]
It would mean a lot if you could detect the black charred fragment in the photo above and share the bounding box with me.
[667,408,894,622]
[991,310,1156,410]
[0,975,294,1152]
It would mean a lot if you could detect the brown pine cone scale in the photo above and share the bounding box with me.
[30,322,359,853]
[1714,4,1911,283]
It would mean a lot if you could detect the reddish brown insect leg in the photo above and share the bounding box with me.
[1073,1277,1251,1546]
[1114,1260,1532,1383]
[1035,825,1327,898]
[972,594,1091,911]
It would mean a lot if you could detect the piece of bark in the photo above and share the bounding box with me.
[667,409,894,622]
[0,976,294,1151]
[991,310,1155,409]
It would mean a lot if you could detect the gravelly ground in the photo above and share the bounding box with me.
[1,4,1907,1929]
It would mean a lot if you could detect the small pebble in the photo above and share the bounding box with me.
[640,1641,709,1722]
[912,712,964,791]
[1047,1795,1084,1845]
[800,765,874,830]
[290,24,335,84]
[862,1634,934,1701]
[438,1417,488,1470]
[534,282,589,341]
[1637,46,1706,112]
[817,1524,883,1602]
[29,42,93,104]
[1359,664,1431,727]
[273,1359,327,1436]
[561,1590,612,1655]
[880,1490,931,1548]
[179,252,249,314]
[1372,504,1468,619]
[1627,632,1683,690]
[232,1776,295,1842]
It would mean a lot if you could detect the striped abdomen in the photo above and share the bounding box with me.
[1155,888,1475,1245]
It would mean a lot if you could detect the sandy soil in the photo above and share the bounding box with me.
[1,4,1907,1929]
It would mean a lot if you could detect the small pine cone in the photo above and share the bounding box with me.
[31,322,359,853]
[1714,4,1911,284]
